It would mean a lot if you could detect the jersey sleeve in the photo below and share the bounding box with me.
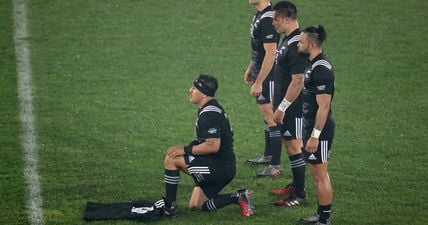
[312,66,334,95]
[198,112,221,139]
[259,18,279,43]
[288,45,308,75]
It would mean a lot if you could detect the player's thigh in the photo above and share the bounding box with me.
[303,128,334,164]
[187,156,235,195]
[255,79,274,106]
[199,172,234,198]
[281,113,303,140]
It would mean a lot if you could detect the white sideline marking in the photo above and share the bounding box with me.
[13,0,44,224]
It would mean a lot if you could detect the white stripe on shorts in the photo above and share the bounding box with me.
[269,81,274,102]
[295,118,303,139]
[188,166,211,174]
[321,140,328,163]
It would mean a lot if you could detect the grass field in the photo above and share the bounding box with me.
[1,0,428,224]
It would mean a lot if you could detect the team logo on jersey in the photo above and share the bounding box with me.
[317,85,326,91]
[275,46,287,64]
[250,17,259,38]
[265,34,274,39]
[304,69,311,79]
[208,128,218,134]
[278,46,287,55]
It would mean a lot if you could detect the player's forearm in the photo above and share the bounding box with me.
[314,101,330,131]
[254,54,275,84]
[284,74,304,102]
[190,139,220,155]
[246,61,254,73]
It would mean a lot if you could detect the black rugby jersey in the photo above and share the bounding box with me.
[302,53,335,128]
[273,28,308,107]
[194,99,235,164]
[250,4,279,77]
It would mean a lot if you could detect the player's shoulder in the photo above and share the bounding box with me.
[199,101,224,116]
[311,56,334,80]
[286,34,305,60]
[255,5,274,24]
[200,105,222,114]
[259,10,274,20]
[284,30,302,54]
[311,58,333,71]
[287,33,301,47]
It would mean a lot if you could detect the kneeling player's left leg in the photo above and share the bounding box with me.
[189,187,208,210]
[189,180,253,217]
[188,168,251,215]
[190,185,254,217]
[189,178,237,212]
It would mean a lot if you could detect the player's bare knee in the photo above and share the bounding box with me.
[286,148,300,155]
[263,115,276,126]
[189,198,202,210]
[311,172,321,184]
[163,155,174,168]
[286,142,302,155]
[188,201,202,210]
[318,172,330,183]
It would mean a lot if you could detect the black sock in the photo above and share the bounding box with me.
[202,193,239,212]
[318,204,331,224]
[317,201,320,215]
[289,153,306,198]
[263,121,271,156]
[269,125,282,166]
[164,169,180,208]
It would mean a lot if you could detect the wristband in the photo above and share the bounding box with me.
[278,99,292,112]
[184,144,193,155]
[311,128,321,139]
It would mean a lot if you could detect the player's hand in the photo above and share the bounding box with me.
[250,82,262,96]
[244,71,254,84]
[167,145,185,158]
[273,110,285,124]
[305,137,319,153]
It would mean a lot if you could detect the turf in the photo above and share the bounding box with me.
[0,0,28,224]
[2,0,428,224]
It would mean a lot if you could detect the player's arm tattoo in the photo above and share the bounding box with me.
[193,138,220,155]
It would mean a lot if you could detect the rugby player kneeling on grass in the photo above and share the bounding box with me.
[163,74,253,217]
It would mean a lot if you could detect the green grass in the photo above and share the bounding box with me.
[0,0,28,224]
[2,0,428,224]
